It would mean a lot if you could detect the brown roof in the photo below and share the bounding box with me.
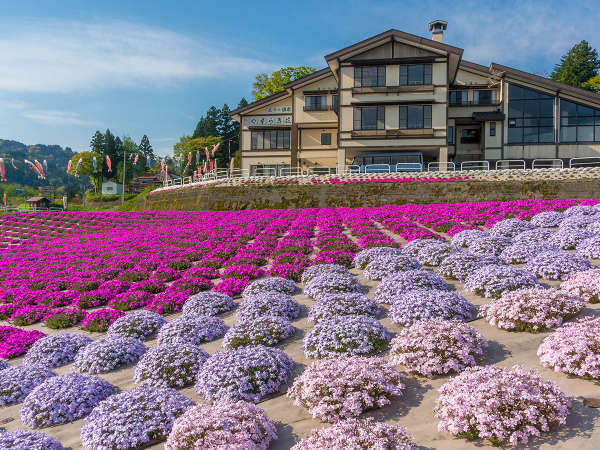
[228,90,290,117]
[26,196,49,202]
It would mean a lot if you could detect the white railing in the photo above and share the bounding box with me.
[364,164,391,173]
[532,159,563,169]
[396,162,423,172]
[460,160,490,171]
[427,162,456,172]
[341,165,361,174]
[279,167,303,177]
[307,166,334,176]
[495,159,526,170]
[569,157,600,168]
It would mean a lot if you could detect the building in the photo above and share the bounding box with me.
[26,196,51,210]
[129,174,162,193]
[101,181,123,195]
[230,21,600,175]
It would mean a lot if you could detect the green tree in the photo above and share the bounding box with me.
[582,75,600,93]
[551,41,600,89]
[192,106,220,138]
[90,131,104,154]
[252,66,317,101]
[173,136,221,176]
[69,151,103,191]
[120,136,138,182]
[138,135,154,158]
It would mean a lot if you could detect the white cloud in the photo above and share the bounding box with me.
[21,110,97,126]
[0,20,276,93]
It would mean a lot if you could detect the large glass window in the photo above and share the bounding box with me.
[354,66,386,87]
[399,64,432,86]
[474,90,497,105]
[448,126,454,144]
[507,84,555,144]
[449,90,468,105]
[250,130,290,150]
[560,99,600,142]
[399,105,432,129]
[305,95,327,111]
[353,106,385,130]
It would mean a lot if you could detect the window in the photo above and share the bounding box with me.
[448,126,454,144]
[331,95,339,109]
[353,106,385,130]
[449,90,468,105]
[507,84,555,144]
[305,95,327,111]
[560,99,600,142]
[490,122,496,136]
[321,133,332,145]
[399,105,432,129]
[250,130,290,150]
[461,128,480,143]
[474,90,497,105]
[354,66,386,87]
[399,64,432,86]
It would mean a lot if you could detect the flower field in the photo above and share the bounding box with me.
[1,199,600,449]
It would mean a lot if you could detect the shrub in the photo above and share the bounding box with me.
[236,292,300,322]
[388,289,475,326]
[0,360,9,371]
[363,254,421,280]
[108,290,154,311]
[195,345,294,403]
[169,277,213,294]
[402,238,443,257]
[242,276,297,297]
[308,292,381,323]
[375,270,449,304]
[222,264,264,280]
[0,327,46,359]
[560,269,600,303]
[117,269,150,282]
[450,229,489,248]
[302,263,350,283]
[514,227,556,244]
[80,386,194,449]
[415,240,454,266]
[390,319,487,377]
[467,235,512,256]
[434,365,570,445]
[288,356,404,422]
[80,308,125,332]
[530,211,565,227]
[213,277,252,296]
[303,273,363,301]
[500,242,558,264]
[182,291,235,317]
[0,365,56,406]
[106,310,166,341]
[134,343,209,388]
[165,258,193,271]
[20,373,116,428]
[9,304,50,326]
[24,333,92,368]
[73,336,146,374]
[549,227,594,250]
[437,252,502,281]
[352,247,403,270]
[268,263,304,282]
[131,279,166,294]
[464,264,539,298]
[489,218,536,237]
[479,287,584,332]
[43,307,85,329]
[223,315,295,349]
[0,430,65,450]
[157,316,227,345]
[576,235,600,258]
[525,250,593,280]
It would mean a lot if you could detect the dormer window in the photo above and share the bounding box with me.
[399,64,432,86]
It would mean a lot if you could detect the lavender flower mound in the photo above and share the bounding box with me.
[0,429,65,450]
[134,343,209,388]
[0,365,56,406]
[352,247,403,270]
[530,210,565,227]
[242,277,297,298]
[20,373,117,428]
[388,289,475,326]
[303,273,362,301]
[587,221,600,235]
[438,252,503,281]
[489,218,536,238]
[549,226,594,250]
[182,291,235,317]
[157,315,227,345]
[301,263,350,283]
[480,287,584,332]
[165,401,277,450]
[513,227,556,245]
[450,229,489,248]
[24,333,92,368]
[565,205,598,216]
[560,214,598,230]
[576,235,600,259]
[500,242,559,264]
[308,293,381,323]
[467,235,512,256]
[73,336,146,374]
[401,238,441,257]
[538,316,600,380]
[390,319,487,377]
[525,250,593,280]
[106,310,166,341]
[560,269,600,303]
[303,315,391,358]
[80,386,194,449]
[363,254,421,280]
[195,345,294,402]
[291,418,418,450]
[434,365,570,445]
[464,264,539,298]
[222,315,295,349]
[374,270,450,304]
[287,356,405,422]
[236,292,300,321]
[415,240,454,266]
[0,360,9,371]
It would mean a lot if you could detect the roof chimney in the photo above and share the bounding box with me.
[428,20,447,43]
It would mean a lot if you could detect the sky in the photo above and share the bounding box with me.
[0,0,597,156]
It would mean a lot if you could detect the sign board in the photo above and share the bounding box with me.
[243,115,292,127]
[266,106,292,114]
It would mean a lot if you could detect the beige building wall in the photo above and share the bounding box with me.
[300,128,337,150]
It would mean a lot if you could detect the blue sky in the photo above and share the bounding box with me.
[0,0,597,155]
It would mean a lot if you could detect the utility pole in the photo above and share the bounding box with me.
[121,147,126,205]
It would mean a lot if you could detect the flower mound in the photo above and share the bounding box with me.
[134,343,210,388]
[157,315,227,345]
[480,287,584,332]
[0,360,9,371]
[560,269,600,303]
[576,235,600,258]
[165,401,277,450]
[303,315,390,358]
[291,418,418,450]
[490,218,536,238]
[182,291,235,317]
[20,373,116,428]
[0,430,65,450]
[450,229,488,248]
[464,264,539,298]
[525,250,593,280]
[531,210,565,227]
[467,235,512,256]
[24,333,93,368]
[303,273,362,301]
[301,263,350,283]
[106,310,166,341]
[363,254,420,280]
[242,276,297,297]
[353,247,403,270]
[438,252,502,281]
[288,356,405,422]
[73,336,146,374]
[402,238,442,257]
[223,315,295,349]
[538,316,600,380]
[500,242,558,264]
[196,345,294,403]
[0,365,56,406]
[80,386,194,449]
[390,319,487,377]
[434,365,570,445]
[308,293,381,323]
[0,328,46,359]
[389,289,475,326]
[415,240,454,266]
[236,292,300,321]
[80,308,125,332]
[375,270,449,304]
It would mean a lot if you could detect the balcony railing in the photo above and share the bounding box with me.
[449,100,499,106]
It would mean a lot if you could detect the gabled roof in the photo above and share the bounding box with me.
[229,90,290,117]
[26,196,49,202]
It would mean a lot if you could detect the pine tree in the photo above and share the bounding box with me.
[192,106,220,138]
[90,131,104,154]
[138,135,154,158]
[551,41,600,89]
